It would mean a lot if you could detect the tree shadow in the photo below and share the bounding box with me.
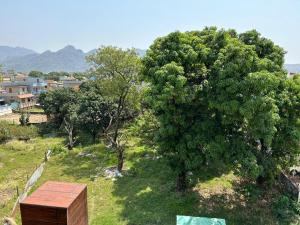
[54,143,117,180]
[112,150,285,225]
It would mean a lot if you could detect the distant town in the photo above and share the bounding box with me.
[0,70,87,115]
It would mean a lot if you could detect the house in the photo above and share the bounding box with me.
[16,93,36,109]
[62,80,83,90]
[60,76,83,90]
[45,80,63,91]
[28,77,47,95]
[0,77,46,109]
[0,81,30,104]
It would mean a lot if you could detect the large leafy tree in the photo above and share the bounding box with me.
[143,27,300,192]
[39,88,79,126]
[78,81,112,143]
[87,46,142,172]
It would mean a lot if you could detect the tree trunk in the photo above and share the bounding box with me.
[176,168,187,192]
[67,130,74,150]
[117,147,124,172]
[92,131,96,143]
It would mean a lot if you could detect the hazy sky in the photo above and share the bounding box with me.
[1,0,300,63]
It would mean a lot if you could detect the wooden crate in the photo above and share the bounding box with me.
[20,181,88,225]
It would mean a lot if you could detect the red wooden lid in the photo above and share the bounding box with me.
[21,181,87,208]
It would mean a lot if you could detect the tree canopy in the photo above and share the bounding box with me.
[87,46,142,171]
[143,27,300,191]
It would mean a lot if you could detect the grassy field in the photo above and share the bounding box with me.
[10,136,295,225]
[1,132,299,224]
[0,137,64,219]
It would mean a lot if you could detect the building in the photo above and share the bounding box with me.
[16,93,36,109]
[45,80,63,91]
[60,76,83,90]
[0,77,46,109]
[62,80,83,90]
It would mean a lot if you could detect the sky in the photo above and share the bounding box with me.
[1,0,300,63]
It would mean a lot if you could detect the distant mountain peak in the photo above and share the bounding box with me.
[61,45,76,50]
[0,45,147,73]
[0,46,36,62]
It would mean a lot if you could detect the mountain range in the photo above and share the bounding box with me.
[0,45,298,74]
[0,46,146,73]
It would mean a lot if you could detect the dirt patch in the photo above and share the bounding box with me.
[0,113,47,124]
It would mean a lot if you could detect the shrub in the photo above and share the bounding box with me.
[0,127,11,143]
[272,195,300,221]
[51,145,67,155]
[19,112,30,126]
[0,121,38,141]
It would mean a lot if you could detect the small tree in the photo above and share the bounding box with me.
[87,46,142,172]
[39,88,79,126]
[78,81,112,143]
[19,111,30,126]
[63,105,78,150]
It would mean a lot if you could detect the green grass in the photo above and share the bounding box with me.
[23,106,45,113]
[0,137,64,218]
[1,134,298,224]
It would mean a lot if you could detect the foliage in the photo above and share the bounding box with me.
[19,111,30,126]
[28,70,44,78]
[87,46,142,171]
[46,71,70,81]
[51,145,68,155]
[0,121,38,142]
[272,195,300,222]
[0,126,11,143]
[142,27,300,191]
[73,72,88,81]
[78,81,112,142]
[62,104,79,150]
[39,88,79,126]
[128,111,159,142]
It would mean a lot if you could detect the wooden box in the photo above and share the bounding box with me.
[20,181,88,225]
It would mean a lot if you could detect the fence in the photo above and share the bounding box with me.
[10,149,52,217]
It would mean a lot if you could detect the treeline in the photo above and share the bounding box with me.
[28,71,88,81]
[40,27,300,193]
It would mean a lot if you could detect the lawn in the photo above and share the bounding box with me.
[10,136,294,225]
[0,137,64,219]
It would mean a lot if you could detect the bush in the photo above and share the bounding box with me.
[19,112,30,126]
[0,127,11,143]
[51,145,67,155]
[272,195,300,221]
[0,121,38,141]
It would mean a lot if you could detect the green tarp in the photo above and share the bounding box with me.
[177,215,226,225]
